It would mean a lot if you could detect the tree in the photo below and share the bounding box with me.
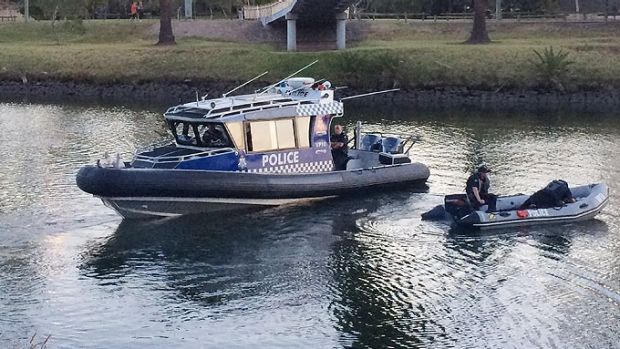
[157,0,175,45]
[28,0,88,19]
[466,0,490,44]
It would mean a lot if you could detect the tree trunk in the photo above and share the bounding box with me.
[466,0,491,44]
[157,0,176,45]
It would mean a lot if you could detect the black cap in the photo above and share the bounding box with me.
[477,165,492,173]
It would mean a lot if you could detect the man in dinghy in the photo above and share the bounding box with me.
[465,165,497,212]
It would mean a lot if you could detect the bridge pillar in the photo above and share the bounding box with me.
[336,13,347,50]
[495,0,502,20]
[286,13,298,52]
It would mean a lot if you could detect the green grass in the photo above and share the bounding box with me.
[1,20,620,89]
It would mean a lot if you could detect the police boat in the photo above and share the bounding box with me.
[76,70,430,219]
[441,183,609,230]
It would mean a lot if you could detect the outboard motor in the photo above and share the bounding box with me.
[421,205,448,221]
[382,136,402,154]
[360,134,382,152]
[444,194,475,219]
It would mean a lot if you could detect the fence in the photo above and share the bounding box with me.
[352,11,618,22]
[243,0,294,20]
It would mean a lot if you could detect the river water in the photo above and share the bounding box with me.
[0,101,618,348]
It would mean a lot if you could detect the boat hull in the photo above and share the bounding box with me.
[78,163,430,218]
[100,196,335,219]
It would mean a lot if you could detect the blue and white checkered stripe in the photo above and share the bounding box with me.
[296,102,343,116]
[247,160,333,174]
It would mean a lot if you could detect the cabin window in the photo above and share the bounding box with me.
[170,121,201,146]
[248,120,278,152]
[197,123,232,147]
[245,118,299,152]
[275,119,296,149]
[295,116,310,148]
[226,122,245,150]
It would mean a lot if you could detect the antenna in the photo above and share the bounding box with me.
[339,88,400,102]
[223,71,269,98]
[258,60,319,94]
[310,78,326,88]
[287,78,326,95]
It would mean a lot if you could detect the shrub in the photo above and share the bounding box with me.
[531,46,574,91]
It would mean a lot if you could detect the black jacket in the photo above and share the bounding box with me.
[330,133,348,154]
[465,172,490,201]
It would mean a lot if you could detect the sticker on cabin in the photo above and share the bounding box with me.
[296,103,343,117]
[314,140,329,154]
[313,114,329,135]
[238,153,247,171]
[262,151,300,167]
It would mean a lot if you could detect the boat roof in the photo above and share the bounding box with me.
[164,79,343,123]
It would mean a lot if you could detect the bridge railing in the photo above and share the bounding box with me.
[243,0,295,19]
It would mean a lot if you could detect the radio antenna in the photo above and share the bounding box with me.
[339,88,400,102]
[223,71,269,98]
[258,60,319,94]
[287,78,326,95]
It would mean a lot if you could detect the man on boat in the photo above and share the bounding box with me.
[202,124,227,146]
[330,124,349,171]
[465,165,497,212]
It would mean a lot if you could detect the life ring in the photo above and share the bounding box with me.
[516,210,529,218]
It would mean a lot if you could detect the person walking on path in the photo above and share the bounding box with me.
[130,1,138,21]
[137,1,144,21]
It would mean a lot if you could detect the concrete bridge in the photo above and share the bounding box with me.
[243,0,354,51]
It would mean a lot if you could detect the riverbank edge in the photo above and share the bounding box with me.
[1,79,619,112]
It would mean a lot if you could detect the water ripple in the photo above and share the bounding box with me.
[1,103,619,348]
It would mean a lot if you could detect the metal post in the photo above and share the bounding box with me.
[336,12,346,50]
[575,0,580,13]
[24,0,29,22]
[184,0,192,19]
[605,0,609,22]
[286,13,297,52]
[495,0,502,20]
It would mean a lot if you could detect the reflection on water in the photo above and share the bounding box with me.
[0,102,619,348]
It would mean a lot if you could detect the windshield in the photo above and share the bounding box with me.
[169,121,232,148]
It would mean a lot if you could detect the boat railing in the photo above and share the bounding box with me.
[165,96,321,120]
[134,148,236,164]
[134,139,175,155]
[203,98,315,119]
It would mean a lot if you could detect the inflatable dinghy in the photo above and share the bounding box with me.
[443,183,609,230]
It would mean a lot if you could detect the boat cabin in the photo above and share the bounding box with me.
[132,78,340,173]
[130,77,413,173]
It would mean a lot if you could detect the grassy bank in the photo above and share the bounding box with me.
[1,20,620,90]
